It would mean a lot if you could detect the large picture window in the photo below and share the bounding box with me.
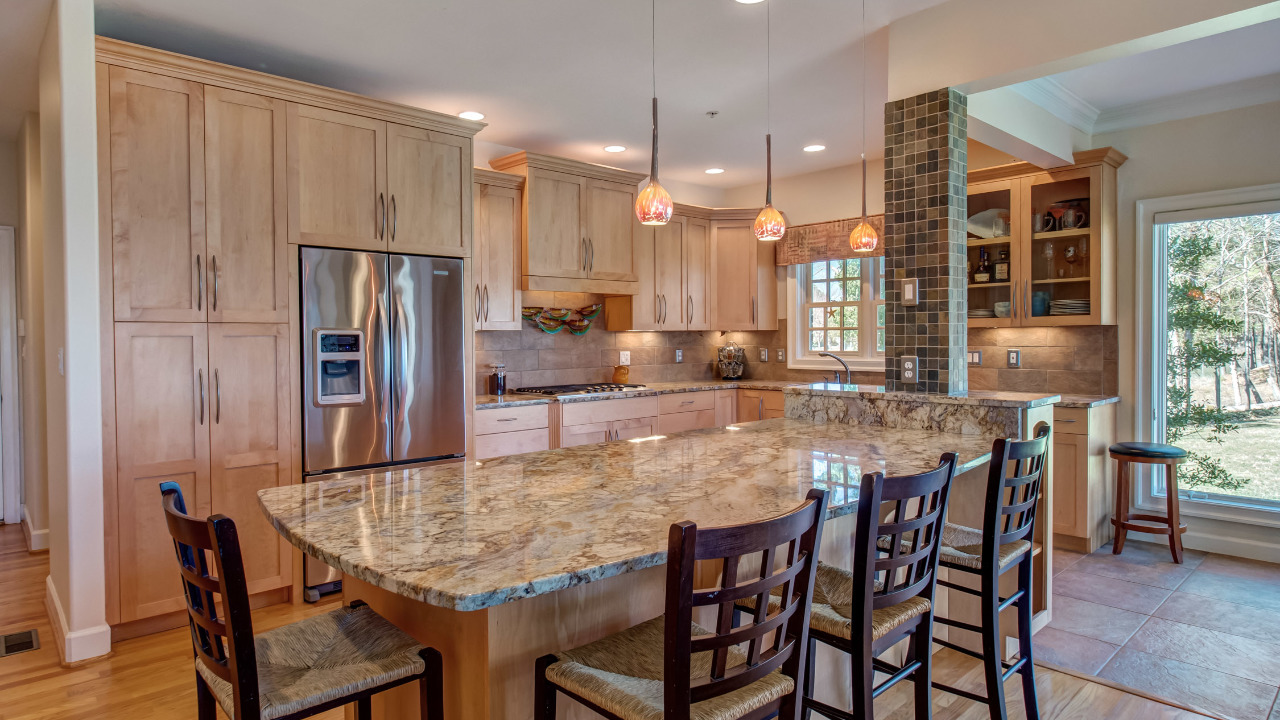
[788,257,886,373]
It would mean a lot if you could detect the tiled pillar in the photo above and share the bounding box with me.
[882,88,968,395]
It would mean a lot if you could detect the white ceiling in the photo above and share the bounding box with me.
[0,0,52,140]
[90,0,949,188]
[1048,18,1280,110]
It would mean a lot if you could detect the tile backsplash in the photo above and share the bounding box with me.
[967,326,1119,396]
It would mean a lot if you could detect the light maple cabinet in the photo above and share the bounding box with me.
[489,152,644,294]
[710,218,779,331]
[107,67,206,323]
[475,404,551,460]
[287,104,387,251]
[602,209,714,332]
[560,396,660,447]
[657,391,717,434]
[738,389,785,423]
[386,124,471,257]
[473,170,524,331]
[1052,404,1117,553]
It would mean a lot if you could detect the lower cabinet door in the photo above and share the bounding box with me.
[738,390,764,423]
[560,421,613,448]
[207,323,292,595]
[613,416,659,441]
[1052,432,1087,538]
[658,409,717,435]
[475,428,551,460]
[114,322,210,622]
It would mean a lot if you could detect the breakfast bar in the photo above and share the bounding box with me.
[259,418,998,720]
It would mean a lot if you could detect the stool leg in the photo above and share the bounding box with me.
[1166,463,1184,565]
[534,654,557,720]
[195,673,215,720]
[1016,557,1041,720]
[1112,459,1129,555]
[981,569,1008,720]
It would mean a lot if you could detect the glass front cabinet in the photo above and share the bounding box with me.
[965,148,1125,328]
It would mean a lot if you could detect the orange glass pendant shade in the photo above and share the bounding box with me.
[849,219,878,252]
[755,203,786,241]
[636,177,673,225]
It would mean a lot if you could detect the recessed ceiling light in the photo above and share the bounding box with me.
[803,144,826,152]
[705,168,725,175]
[735,0,765,4]
[458,111,485,121]
[604,145,626,153]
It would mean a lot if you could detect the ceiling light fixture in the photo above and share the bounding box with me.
[604,145,626,153]
[849,0,879,253]
[705,168,725,175]
[458,111,485,121]
[735,0,765,4]
[803,144,826,152]
[754,0,786,242]
[635,0,674,226]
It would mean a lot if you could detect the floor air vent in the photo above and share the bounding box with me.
[0,629,39,658]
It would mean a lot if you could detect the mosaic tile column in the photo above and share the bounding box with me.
[883,88,968,395]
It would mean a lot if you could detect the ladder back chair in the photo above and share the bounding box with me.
[159,482,444,720]
[534,488,829,720]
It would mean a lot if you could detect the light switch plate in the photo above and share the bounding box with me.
[901,355,918,384]
[759,348,769,362]
[1007,349,1020,368]
[777,348,785,362]
[902,279,919,306]
[968,350,982,366]
[675,349,683,363]
[619,350,631,366]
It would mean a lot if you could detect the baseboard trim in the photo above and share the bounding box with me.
[44,576,111,665]
[21,505,49,552]
[1182,528,1280,564]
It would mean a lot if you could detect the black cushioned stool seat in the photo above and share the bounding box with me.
[1109,442,1188,460]
[1109,441,1188,564]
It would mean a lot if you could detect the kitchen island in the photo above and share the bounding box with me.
[259,418,997,720]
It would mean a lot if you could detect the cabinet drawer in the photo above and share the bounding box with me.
[659,391,715,414]
[560,421,612,448]
[475,404,550,435]
[658,409,717,435]
[1054,407,1089,435]
[561,396,659,427]
[475,428,550,460]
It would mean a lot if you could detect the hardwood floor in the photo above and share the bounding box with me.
[0,523,1212,720]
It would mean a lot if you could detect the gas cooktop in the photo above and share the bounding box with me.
[515,383,647,396]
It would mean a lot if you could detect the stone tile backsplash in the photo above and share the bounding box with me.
[967,326,1119,396]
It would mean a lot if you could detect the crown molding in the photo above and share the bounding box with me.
[1010,77,1100,135]
[489,151,647,185]
[472,168,525,189]
[1092,72,1280,135]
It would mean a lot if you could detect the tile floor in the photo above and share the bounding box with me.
[1035,539,1280,720]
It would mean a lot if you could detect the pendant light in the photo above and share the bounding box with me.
[849,0,879,252]
[635,0,673,226]
[754,0,786,241]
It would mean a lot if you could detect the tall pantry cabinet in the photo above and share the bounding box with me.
[96,38,481,635]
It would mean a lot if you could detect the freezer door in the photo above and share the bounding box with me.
[390,254,466,461]
[302,248,392,473]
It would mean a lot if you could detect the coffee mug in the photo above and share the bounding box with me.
[1033,212,1054,233]
[1062,208,1088,229]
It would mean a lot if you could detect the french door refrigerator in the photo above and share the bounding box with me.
[301,247,465,595]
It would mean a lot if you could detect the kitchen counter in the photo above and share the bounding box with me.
[1055,394,1121,408]
[258,418,994,612]
[474,394,553,410]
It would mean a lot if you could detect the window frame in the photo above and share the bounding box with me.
[787,257,886,374]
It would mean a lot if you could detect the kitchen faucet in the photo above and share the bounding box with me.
[818,352,851,385]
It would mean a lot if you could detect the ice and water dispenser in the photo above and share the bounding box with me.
[314,330,365,405]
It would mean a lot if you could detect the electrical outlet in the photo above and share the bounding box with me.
[901,355,918,384]
[675,349,683,363]
[968,350,983,366]
[777,348,785,362]
[759,348,768,362]
[902,278,919,306]
[619,350,631,366]
[1007,349,1021,368]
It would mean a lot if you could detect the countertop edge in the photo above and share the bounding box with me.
[1054,395,1121,409]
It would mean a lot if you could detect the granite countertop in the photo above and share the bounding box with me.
[258,419,995,611]
[1055,394,1121,409]
[475,394,553,410]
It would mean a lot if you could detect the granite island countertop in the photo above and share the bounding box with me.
[258,418,995,611]
[1054,394,1121,409]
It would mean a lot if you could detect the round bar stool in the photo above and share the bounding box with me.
[1109,442,1189,563]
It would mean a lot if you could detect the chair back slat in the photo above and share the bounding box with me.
[663,489,828,717]
[160,482,261,720]
[985,426,1051,550]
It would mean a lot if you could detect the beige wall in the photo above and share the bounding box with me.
[0,141,17,227]
[16,114,48,550]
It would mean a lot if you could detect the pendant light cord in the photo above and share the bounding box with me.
[860,0,868,219]
[765,0,773,206]
[650,0,658,180]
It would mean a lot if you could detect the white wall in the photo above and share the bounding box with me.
[39,0,108,663]
[16,114,48,551]
[722,159,886,228]
[0,141,17,227]
[1095,99,1280,561]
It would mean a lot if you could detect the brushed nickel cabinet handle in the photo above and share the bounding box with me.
[390,195,397,242]
[195,255,203,312]
[214,369,221,424]
[378,193,386,239]
[655,294,660,324]
[483,285,490,321]
[210,255,218,312]
[581,238,587,271]
[197,369,205,426]
[1024,279,1030,320]
[1058,418,1077,423]
[688,295,693,325]
[475,285,482,322]
[588,239,595,273]
[497,417,518,422]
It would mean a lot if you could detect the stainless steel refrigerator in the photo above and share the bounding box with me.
[301,247,465,595]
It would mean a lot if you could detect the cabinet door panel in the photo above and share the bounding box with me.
[560,422,612,448]
[684,217,711,331]
[738,389,766,423]
[388,125,470,257]
[658,409,716,435]
[526,168,586,280]
[613,416,659,441]
[714,389,738,427]
[109,67,206,322]
[205,87,288,323]
[475,183,523,330]
[114,323,210,621]
[585,179,638,282]
[208,324,291,595]
[1052,434,1084,537]
[287,104,386,251]
[475,429,551,460]
[654,218,684,328]
[712,222,759,330]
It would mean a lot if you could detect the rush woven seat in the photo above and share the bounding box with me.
[195,604,427,720]
[939,523,1031,571]
[543,616,794,720]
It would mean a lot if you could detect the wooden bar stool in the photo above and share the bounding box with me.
[1109,442,1189,564]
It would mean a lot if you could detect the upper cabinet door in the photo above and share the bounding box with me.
[684,217,711,331]
[585,179,638,282]
[525,168,587,280]
[108,67,206,322]
[711,221,759,330]
[287,104,387,251]
[475,182,523,330]
[207,323,292,595]
[653,218,684,328]
[387,125,471,257]
[205,87,288,323]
